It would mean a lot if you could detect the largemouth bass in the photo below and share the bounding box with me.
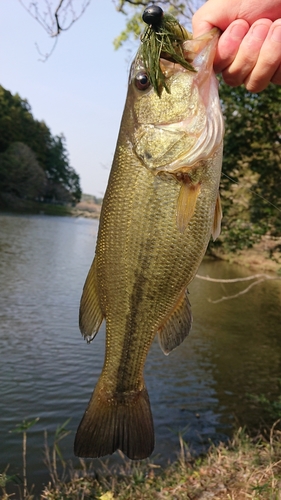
[74,17,224,460]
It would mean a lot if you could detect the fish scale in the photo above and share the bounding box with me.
[74,26,223,460]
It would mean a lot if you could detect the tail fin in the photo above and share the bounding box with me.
[74,385,154,460]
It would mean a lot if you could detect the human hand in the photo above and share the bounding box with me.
[192,0,281,92]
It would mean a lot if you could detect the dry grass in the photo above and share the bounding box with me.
[41,425,281,500]
[72,201,101,218]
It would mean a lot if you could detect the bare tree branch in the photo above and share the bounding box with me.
[195,273,281,303]
[196,273,275,283]
[54,0,65,34]
[18,0,91,37]
[35,37,58,62]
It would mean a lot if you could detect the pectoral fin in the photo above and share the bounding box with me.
[176,179,201,233]
[158,289,193,355]
[79,258,104,341]
[212,192,222,241]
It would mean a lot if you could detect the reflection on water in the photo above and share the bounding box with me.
[0,213,280,489]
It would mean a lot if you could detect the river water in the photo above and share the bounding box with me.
[0,213,281,492]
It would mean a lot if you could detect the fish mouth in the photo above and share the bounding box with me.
[156,29,224,172]
[159,28,220,83]
[133,28,223,173]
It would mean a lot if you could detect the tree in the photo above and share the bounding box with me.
[0,142,46,199]
[44,134,82,203]
[0,85,82,204]
[217,81,281,250]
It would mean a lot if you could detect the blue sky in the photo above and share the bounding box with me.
[0,1,136,197]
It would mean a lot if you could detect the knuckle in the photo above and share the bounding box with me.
[244,80,264,93]
[222,68,244,87]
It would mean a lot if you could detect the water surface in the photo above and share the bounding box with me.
[0,213,280,491]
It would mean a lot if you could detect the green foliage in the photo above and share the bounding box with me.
[0,142,46,199]
[0,85,81,207]
[0,468,22,500]
[250,386,281,420]
[114,11,143,50]
[219,81,281,248]
[43,134,81,204]
[10,418,40,499]
[53,418,72,467]
[10,417,40,434]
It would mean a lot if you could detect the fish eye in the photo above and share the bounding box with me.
[134,71,150,91]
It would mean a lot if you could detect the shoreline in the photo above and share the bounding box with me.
[210,234,281,275]
[73,208,281,276]
[1,204,280,276]
[33,426,281,499]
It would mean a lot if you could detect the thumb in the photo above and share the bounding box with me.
[192,18,214,38]
[192,2,238,38]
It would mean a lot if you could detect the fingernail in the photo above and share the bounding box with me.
[229,23,248,39]
[251,24,269,40]
[271,25,281,42]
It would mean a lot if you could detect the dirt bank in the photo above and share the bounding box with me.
[211,235,281,275]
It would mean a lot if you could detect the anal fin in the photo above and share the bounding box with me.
[158,289,193,355]
[79,257,104,341]
[212,192,222,241]
[176,177,201,233]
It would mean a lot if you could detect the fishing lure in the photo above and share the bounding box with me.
[140,5,195,96]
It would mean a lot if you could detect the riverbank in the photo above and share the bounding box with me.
[71,204,281,275]
[71,198,281,275]
[0,199,281,275]
[71,199,101,219]
[210,234,281,275]
[1,195,280,274]
[72,202,281,274]
[19,426,280,499]
[0,192,102,219]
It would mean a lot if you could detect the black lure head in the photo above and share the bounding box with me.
[142,5,163,27]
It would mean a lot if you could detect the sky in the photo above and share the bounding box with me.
[0,0,136,197]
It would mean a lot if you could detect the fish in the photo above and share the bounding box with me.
[74,24,224,461]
